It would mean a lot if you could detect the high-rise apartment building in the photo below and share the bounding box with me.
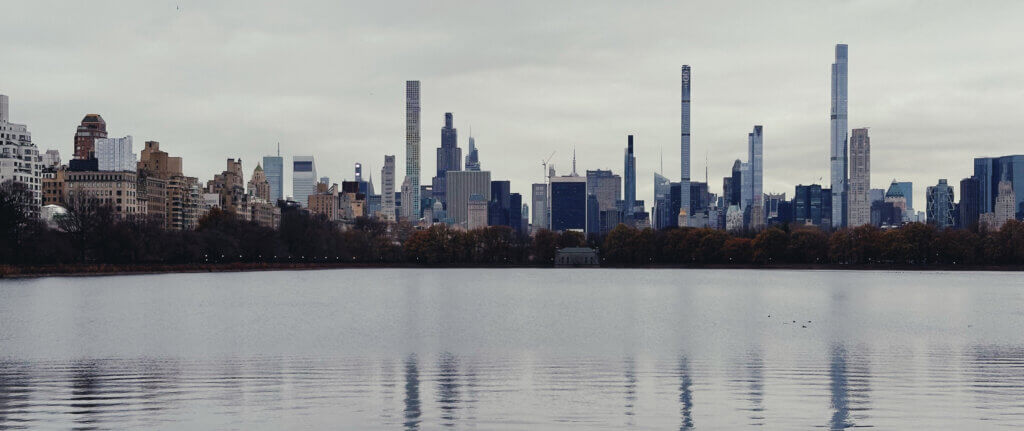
[847,127,871,226]
[293,156,316,207]
[74,114,107,159]
[381,155,396,222]
[433,112,462,207]
[0,94,42,212]
[830,44,849,228]
[248,164,271,202]
[95,135,136,172]
[624,135,636,216]
[405,81,421,218]
[680,65,692,224]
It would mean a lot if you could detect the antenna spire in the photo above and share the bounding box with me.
[572,147,577,176]
[277,142,280,157]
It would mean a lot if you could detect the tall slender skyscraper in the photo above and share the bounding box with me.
[624,135,636,216]
[262,144,284,203]
[381,155,396,222]
[830,44,849,228]
[680,65,692,222]
[465,134,480,171]
[433,112,461,207]
[405,81,421,219]
[848,128,871,226]
[747,125,764,229]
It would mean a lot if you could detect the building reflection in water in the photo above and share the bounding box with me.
[746,352,765,426]
[69,361,103,431]
[436,352,460,427]
[403,354,421,431]
[829,344,871,430]
[0,361,31,428]
[678,356,694,430]
[623,358,636,426]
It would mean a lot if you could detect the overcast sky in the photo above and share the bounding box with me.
[3,1,1023,212]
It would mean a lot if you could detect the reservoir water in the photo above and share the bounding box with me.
[1,269,1023,429]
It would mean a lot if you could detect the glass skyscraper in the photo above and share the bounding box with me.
[830,44,849,228]
[624,135,636,216]
[262,154,284,203]
[292,156,316,207]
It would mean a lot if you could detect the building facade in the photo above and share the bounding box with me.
[445,170,491,227]
[830,44,849,228]
[73,114,107,160]
[531,183,548,231]
[623,135,636,217]
[0,94,43,212]
[262,154,283,203]
[550,175,587,232]
[381,155,396,222]
[847,127,871,227]
[433,112,462,208]
[926,179,955,229]
[95,135,135,172]
[405,81,421,218]
[680,65,692,224]
[292,156,316,208]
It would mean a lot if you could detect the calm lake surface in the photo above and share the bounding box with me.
[1,269,1023,430]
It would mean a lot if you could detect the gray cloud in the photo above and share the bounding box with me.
[2,0,1022,212]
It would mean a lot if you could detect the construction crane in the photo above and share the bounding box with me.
[541,151,556,181]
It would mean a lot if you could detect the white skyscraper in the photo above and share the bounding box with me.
[830,44,849,228]
[293,155,316,207]
[381,155,396,222]
[680,65,692,221]
[95,135,136,172]
[532,183,548,231]
[405,81,421,219]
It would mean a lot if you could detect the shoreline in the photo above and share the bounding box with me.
[3,262,1024,279]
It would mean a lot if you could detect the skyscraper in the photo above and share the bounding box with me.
[531,183,548,231]
[973,155,1024,218]
[958,177,979,229]
[381,155,396,222]
[550,175,587,232]
[465,134,480,171]
[680,65,692,224]
[293,156,316,207]
[248,163,271,202]
[586,169,621,212]
[405,81,421,218]
[730,159,742,206]
[445,170,491,227]
[927,179,955,229]
[830,43,849,228]
[848,128,871,226]
[624,135,636,216]
[746,126,764,229]
[263,145,284,203]
[433,112,462,207]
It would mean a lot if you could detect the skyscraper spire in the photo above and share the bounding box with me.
[572,147,577,176]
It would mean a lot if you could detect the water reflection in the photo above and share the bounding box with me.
[623,358,636,426]
[403,355,421,431]
[436,352,460,427]
[69,361,103,430]
[828,345,871,430]
[678,356,694,430]
[0,362,31,429]
[745,352,765,426]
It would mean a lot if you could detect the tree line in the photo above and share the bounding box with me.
[3,181,1024,269]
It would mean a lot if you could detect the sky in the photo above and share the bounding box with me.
[2,1,1023,213]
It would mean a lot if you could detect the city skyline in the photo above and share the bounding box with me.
[3,2,1024,211]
